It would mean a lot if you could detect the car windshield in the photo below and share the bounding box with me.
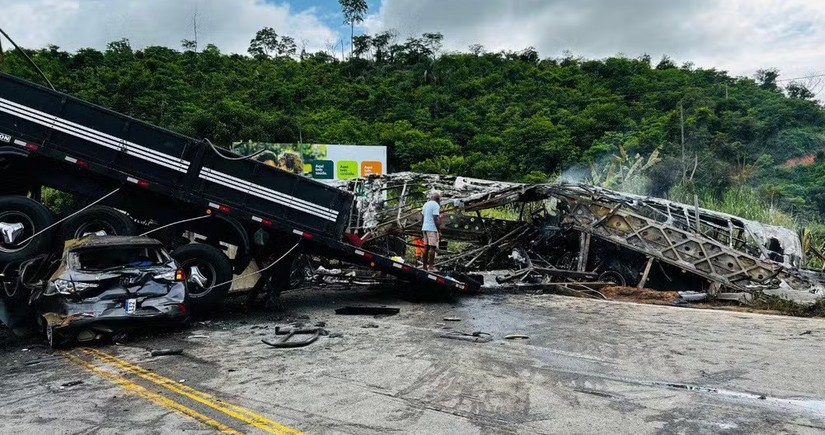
[69,245,169,271]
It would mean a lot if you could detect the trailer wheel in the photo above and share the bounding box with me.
[0,196,54,266]
[59,205,137,241]
[171,244,232,312]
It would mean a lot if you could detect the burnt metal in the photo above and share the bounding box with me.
[335,306,400,315]
[344,174,825,303]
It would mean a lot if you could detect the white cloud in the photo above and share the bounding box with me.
[4,0,825,94]
[365,0,825,84]
[1,0,339,54]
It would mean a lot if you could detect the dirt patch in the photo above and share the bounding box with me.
[599,286,680,304]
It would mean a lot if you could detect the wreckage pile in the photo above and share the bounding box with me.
[340,173,825,304]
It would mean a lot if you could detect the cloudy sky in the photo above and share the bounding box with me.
[3,0,825,86]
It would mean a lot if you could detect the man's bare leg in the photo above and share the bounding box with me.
[427,246,436,271]
[422,245,430,270]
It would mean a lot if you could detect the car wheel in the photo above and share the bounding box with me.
[289,254,313,289]
[59,205,137,241]
[171,243,232,312]
[0,196,54,267]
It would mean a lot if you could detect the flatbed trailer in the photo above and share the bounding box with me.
[0,73,473,325]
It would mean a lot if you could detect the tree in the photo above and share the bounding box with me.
[421,33,443,57]
[181,39,197,52]
[786,82,815,100]
[756,68,780,90]
[248,28,296,59]
[339,0,368,58]
[352,34,372,59]
[371,30,395,63]
[468,44,485,56]
[655,55,676,70]
[248,27,279,59]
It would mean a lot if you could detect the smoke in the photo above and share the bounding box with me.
[555,164,591,184]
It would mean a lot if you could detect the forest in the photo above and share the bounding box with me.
[2,26,825,230]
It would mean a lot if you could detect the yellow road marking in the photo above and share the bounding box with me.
[81,347,304,435]
[61,352,242,435]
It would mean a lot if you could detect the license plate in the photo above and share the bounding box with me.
[124,299,137,314]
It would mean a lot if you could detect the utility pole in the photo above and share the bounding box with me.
[0,36,5,73]
[192,0,199,51]
[680,102,686,180]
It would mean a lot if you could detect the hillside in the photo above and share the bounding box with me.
[4,36,825,220]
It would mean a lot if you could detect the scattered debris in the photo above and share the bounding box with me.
[343,174,825,306]
[504,334,530,340]
[25,356,62,366]
[60,380,83,388]
[440,331,493,343]
[150,348,184,357]
[335,306,400,316]
[262,327,327,348]
[361,323,379,328]
[443,317,461,322]
[800,330,813,336]
[187,335,209,339]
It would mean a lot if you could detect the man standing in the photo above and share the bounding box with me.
[421,191,441,271]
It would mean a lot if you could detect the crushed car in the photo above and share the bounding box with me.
[30,236,189,347]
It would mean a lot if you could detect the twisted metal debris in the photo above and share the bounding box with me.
[342,173,825,303]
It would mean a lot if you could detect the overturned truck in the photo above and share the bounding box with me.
[0,73,474,332]
[346,173,825,303]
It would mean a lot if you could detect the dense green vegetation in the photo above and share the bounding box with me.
[3,31,825,226]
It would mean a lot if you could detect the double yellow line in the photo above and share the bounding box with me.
[64,348,304,435]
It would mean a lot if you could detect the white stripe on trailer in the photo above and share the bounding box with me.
[0,98,190,173]
[292,229,304,236]
[428,275,438,281]
[0,98,190,170]
[392,263,403,269]
[251,216,263,223]
[208,202,221,209]
[0,101,188,173]
[198,169,338,222]
[355,250,366,256]
[199,171,334,222]
[13,139,26,146]
[126,177,139,184]
[64,156,77,163]
[201,167,338,220]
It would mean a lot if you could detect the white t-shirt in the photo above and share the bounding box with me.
[422,200,440,232]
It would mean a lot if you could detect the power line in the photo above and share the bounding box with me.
[776,73,825,83]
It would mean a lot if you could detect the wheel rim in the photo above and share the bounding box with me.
[0,211,36,253]
[599,270,626,287]
[74,219,118,238]
[182,260,217,297]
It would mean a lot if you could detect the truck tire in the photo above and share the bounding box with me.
[171,243,232,312]
[0,196,54,266]
[59,205,137,241]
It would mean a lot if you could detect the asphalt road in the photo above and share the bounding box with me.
[2,287,825,434]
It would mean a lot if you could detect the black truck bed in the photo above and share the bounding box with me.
[0,73,475,293]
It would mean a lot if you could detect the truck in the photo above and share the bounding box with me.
[0,73,475,329]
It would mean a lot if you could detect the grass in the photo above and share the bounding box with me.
[750,293,825,317]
